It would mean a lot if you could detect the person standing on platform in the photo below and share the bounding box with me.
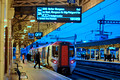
[22,54,25,63]
[34,52,41,69]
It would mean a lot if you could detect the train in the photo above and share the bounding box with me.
[29,41,76,74]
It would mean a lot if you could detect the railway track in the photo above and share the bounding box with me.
[68,64,120,80]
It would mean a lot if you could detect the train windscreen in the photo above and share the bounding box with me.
[52,46,59,57]
[69,46,74,57]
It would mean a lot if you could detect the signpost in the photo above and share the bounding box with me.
[36,6,82,23]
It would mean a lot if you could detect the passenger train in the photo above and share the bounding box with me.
[30,41,76,74]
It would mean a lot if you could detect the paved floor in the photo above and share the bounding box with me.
[9,61,71,80]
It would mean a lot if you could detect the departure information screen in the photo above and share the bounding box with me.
[36,6,82,23]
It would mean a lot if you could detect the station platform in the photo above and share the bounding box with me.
[76,58,120,71]
[9,61,72,80]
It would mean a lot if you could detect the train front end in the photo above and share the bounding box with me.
[57,42,76,75]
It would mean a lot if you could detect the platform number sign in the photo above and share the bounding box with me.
[34,32,43,39]
[67,0,75,3]
[28,33,34,39]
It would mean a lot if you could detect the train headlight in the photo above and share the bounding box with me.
[51,59,57,64]
[71,59,75,64]
[53,60,57,64]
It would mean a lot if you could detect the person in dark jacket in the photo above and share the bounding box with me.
[34,52,41,69]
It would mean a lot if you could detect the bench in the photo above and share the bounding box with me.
[14,63,28,80]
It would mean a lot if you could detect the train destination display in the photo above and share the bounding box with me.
[36,6,82,22]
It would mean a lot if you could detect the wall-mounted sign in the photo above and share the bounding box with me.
[28,33,34,39]
[34,32,43,39]
[67,0,75,3]
[36,6,82,23]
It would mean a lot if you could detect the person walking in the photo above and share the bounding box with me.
[22,54,25,63]
[34,52,41,69]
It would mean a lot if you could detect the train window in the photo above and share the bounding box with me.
[52,46,59,57]
[69,46,74,57]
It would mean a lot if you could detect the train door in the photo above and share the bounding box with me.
[59,42,69,67]
[58,42,70,74]
[42,47,45,66]
[47,47,50,66]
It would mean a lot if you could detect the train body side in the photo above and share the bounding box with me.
[33,41,76,74]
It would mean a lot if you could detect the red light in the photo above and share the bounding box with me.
[71,59,75,64]
[53,60,57,64]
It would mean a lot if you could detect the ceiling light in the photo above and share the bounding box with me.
[30,20,35,22]
[4,25,7,28]
[24,29,27,33]
[22,37,24,39]
[4,19,7,22]
[27,26,32,28]
[22,35,25,37]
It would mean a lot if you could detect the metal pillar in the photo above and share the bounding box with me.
[11,39,14,66]
[104,48,107,54]
[116,51,117,59]
[90,49,91,59]
[99,49,101,59]
[0,0,5,80]
[94,49,96,59]
[119,48,120,61]
[45,0,48,5]
[75,48,77,58]
[108,49,110,54]
[16,41,20,62]
[86,49,88,55]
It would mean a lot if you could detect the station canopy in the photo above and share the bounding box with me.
[75,38,120,48]
[11,0,104,47]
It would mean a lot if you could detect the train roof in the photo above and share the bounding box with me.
[51,41,73,45]
[30,41,73,50]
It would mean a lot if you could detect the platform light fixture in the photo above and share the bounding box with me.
[27,26,32,28]
[24,29,27,33]
[4,19,7,22]
[4,25,7,28]
[22,36,24,39]
[83,41,87,43]
[30,20,35,22]
[22,35,25,37]
[21,41,23,43]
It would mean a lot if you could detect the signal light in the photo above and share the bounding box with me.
[71,59,75,64]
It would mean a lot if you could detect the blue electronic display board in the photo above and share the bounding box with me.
[28,33,34,39]
[34,32,43,39]
[67,0,75,3]
[36,6,82,23]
